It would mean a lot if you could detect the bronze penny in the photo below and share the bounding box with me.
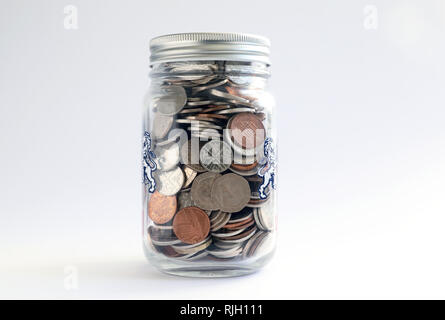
[173,207,210,244]
[229,112,265,149]
[148,191,177,224]
[231,161,258,172]
[222,225,257,241]
[196,113,229,120]
[201,105,231,113]
[223,217,255,230]
[226,86,256,101]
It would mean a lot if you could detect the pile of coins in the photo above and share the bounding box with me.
[144,62,275,261]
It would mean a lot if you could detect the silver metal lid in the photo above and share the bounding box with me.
[150,32,271,65]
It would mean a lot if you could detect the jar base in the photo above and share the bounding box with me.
[157,265,259,278]
[144,243,274,278]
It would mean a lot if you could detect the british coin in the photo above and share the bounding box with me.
[148,191,177,224]
[227,208,253,223]
[229,166,259,177]
[172,236,212,255]
[152,113,173,140]
[177,250,209,261]
[154,143,180,171]
[228,112,266,149]
[182,166,197,189]
[185,116,221,123]
[256,196,275,231]
[179,107,205,114]
[215,108,255,115]
[186,100,215,107]
[200,105,231,113]
[244,231,273,258]
[209,211,231,232]
[156,246,183,257]
[191,131,222,140]
[177,189,196,210]
[191,172,221,210]
[180,140,206,172]
[154,130,182,147]
[223,217,255,230]
[148,224,175,240]
[247,197,270,208]
[206,245,243,259]
[192,78,228,94]
[211,173,251,212]
[196,113,229,120]
[211,227,246,239]
[153,166,184,196]
[154,85,187,115]
[231,161,258,172]
[149,226,181,246]
[173,206,211,244]
[209,89,250,104]
[187,123,223,130]
[199,140,233,173]
[241,230,264,257]
[216,226,257,243]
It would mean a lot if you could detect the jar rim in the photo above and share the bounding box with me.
[149,32,271,66]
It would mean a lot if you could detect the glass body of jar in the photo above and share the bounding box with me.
[142,33,277,277]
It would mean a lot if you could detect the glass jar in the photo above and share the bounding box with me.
[142,33,277,277]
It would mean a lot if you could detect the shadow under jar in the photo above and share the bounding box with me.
[142,33,277,277]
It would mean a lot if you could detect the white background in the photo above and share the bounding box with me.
[1,0,445,299]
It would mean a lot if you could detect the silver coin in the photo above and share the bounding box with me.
[214,226,257,244]
[211,227,246,239]
[191,132,222,140]
[248,231,274,258]
[154,130,183,147]
[182,166,197,189]
[186,100,215,107]
[210,211,231,232]
[154,143,180,171]
[153,166,184,196]
[241,230,263,257]
[177,189,196,210]
[177,250,209,261]
[211,173,251,213]
[256,195,275,231]
[192,79,228,94]
[187,123,223,130]
[206,245,242,258]
[179,107,205,114]
[172,237,212,255]
[153,85,187,115]
[191,172,221,210]
[209,89,250,103]
[215,108,255,115]
[152,113,173,140]
[199,140,233,173]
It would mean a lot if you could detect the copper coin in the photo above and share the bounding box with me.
[231,161,258,171]
[173,207,210,244]
[223,217,255,230]
[196,113,229,120]
[148,191,177,224]
[222,225,257,241]
[201,105,231,113]
[229,112,265,149]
